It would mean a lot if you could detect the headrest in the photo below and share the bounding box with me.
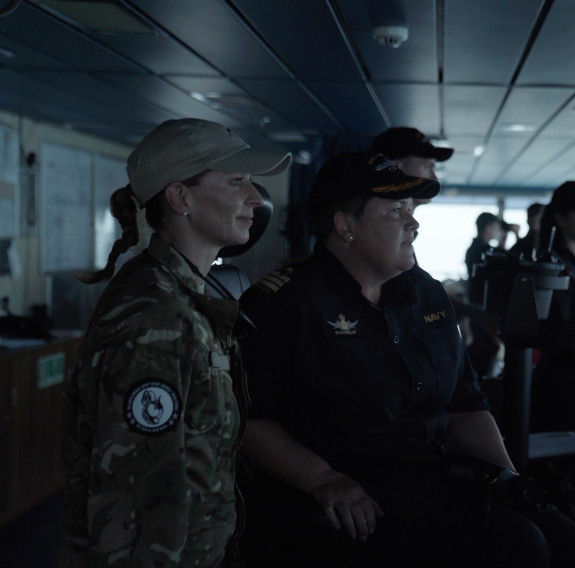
[219,182,273,258]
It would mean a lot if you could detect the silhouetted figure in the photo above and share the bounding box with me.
[509,202,545,260]
[531,184,575,432]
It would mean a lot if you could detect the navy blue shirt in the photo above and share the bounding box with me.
[239,244,489,482]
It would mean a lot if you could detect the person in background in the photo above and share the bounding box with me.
[368,126,453,262]
[465,212,511,305]
[368,126,453,206]
[238,152,575,567]
[531,183,575,432]
[55,118,291,568]
[499,219,521,250]
[463,212,511,378]
[509,202,545,259]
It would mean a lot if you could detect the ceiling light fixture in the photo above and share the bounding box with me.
[190,91,263,110]
[473,145,486,157]
[0,46,15,58]
[503,123,536,132]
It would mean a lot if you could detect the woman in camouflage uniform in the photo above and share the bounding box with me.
[56,118,290,568]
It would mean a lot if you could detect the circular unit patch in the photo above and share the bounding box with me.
[124,379,182,435]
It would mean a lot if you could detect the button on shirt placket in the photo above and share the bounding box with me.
[386,310,426,402]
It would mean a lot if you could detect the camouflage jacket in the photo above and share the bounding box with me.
[57,234,247,568]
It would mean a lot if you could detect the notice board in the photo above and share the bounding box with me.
[0,125,19,239]
[40,142,92,273]
[94,155,127,268]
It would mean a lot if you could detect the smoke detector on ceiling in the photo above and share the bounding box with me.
[372,25,409,48]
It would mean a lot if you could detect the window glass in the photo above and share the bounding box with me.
[413,195,544,282]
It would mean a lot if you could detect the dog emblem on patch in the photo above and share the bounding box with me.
[327,314,359,335]
[124,379,182,435]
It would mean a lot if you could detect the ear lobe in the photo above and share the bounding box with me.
[164,181,190,215]
[333,211,354,241]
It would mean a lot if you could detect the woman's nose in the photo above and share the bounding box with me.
[246,181,264,207]
[407,213,420,231]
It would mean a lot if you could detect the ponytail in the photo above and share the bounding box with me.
[78,171,209,284]
[77,184,139,284]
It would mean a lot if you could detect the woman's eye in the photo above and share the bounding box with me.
[232,177,242,186]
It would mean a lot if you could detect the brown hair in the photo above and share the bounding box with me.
[312,193,371,242]
[78,171,207,284]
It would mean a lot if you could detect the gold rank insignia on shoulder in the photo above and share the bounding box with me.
[255,266,294,293]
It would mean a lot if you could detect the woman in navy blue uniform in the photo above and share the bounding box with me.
[238,152,575,567]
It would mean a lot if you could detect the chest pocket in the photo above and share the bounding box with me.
[187,350,234,435]
[194,351,231,383]
[209,352,231,371]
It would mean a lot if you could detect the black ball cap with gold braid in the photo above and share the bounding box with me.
[307,152,440,215]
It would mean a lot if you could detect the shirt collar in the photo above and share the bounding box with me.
[146,233,205,294]
[313,241,417,310]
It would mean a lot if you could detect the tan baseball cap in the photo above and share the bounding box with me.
[127,118,292,206]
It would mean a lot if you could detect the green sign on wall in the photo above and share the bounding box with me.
[37,352,65,389]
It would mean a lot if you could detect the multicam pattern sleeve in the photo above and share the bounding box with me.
[57,237,242,568]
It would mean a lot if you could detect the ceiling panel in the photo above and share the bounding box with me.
[0,35,70,70]
[492,87,574,136]
[164,75,297,134]
[23,70,177,126]
[516,0,575,86]
[538,101,575,138]
[443,86,507,136]
[0,3,145,73]
[95,73,245,127]
[97,34,221,77]
[0,0,573,192]
[307,80,388,133]
[521,143,575,188]
[0,68,137,132]
[129,0,292,79]
[470,137,528,186]
[224,0,364,82]
[442,135,483,186]
[373,84,441,135]
[444,0,543,84]
[496,138,573,187]
[235,78,344,132]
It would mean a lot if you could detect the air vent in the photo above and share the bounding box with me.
[30,1,155,35]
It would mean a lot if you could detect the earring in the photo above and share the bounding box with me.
[182,211,189,216]
[348,235,354,242]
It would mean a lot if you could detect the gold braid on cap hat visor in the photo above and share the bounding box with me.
[372,178,426,193]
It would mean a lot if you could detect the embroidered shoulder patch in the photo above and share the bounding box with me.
[322,312,362,337]
[124,379,182,435]
[255,267,294,293]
